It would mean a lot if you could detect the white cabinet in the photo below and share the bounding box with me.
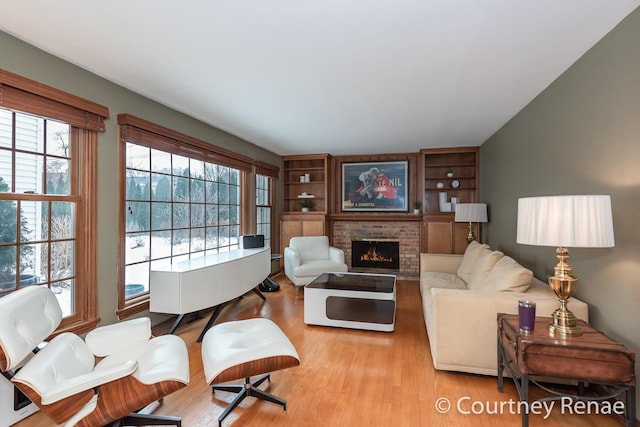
[150,247,270,315]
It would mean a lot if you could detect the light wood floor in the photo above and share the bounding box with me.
[16,275,628,426]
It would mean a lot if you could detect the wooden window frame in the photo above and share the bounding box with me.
[256,173,274,248]
[117,114,258,318]
[0,69,108,334]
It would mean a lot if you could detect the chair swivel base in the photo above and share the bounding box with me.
[212,374,286,426]
[112,413,182,426]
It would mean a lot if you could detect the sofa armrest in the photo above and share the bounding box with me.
[329,246,345,264]
[420,253,462,274]
[284,247,300,278]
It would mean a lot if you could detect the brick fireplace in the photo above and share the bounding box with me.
[332,220,420,280]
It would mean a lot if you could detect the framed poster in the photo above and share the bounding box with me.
[342,161,408,212]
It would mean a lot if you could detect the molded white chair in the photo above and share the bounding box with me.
[284,236,348,286]
[0,285,190,427]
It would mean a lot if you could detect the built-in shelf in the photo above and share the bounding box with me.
[420,147,480,254]
[282,154,330,214]
[421,147,479,214]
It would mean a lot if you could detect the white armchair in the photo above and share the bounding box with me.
[0,286,190,427]
[284,236,348,286]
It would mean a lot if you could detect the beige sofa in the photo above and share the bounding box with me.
[419,241,589,376]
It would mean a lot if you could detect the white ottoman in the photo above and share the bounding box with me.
[201,318,300,426]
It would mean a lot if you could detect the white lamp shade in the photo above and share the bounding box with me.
[517,195,615,248]
[454,203,488,223]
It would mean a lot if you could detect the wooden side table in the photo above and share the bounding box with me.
[497,313,636,427]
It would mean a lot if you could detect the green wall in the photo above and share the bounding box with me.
[0,31,281,326]
[480,6,640,411]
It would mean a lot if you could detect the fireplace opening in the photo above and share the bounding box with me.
[351,239,400,270]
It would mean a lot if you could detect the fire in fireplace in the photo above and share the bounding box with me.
[351,239,400,270]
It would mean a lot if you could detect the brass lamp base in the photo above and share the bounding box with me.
[548,302,582,336]
[466,222,476,243]
[547,247,582,336]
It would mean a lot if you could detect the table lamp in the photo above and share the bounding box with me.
[454,203,488,243]
[516,195,614,336]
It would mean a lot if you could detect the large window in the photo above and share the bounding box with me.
[123,142,241,300]
[118,114,256,316]
[256,174,272,248]
[0,69,107,332]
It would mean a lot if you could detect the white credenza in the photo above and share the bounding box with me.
[150,247,270,339]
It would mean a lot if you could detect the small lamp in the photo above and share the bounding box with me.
[455,203,488,243]
[517,195,614,336]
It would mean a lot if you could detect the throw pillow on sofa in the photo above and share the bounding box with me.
[456,241,489,283]
[467,248,504,290]
[479,256,533,292]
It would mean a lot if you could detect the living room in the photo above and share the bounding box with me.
[1,2,639,426]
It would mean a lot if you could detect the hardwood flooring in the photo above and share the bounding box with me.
[15,275,628,426]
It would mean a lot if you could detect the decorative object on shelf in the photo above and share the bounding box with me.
[300,198,312,212]
[438,192,448,212]
[341,161,408,212]
[304,173,311,182]
[447,169,454,178]
[436,182,444,189]
[516,195,614,336]
[450,197,460,211]
[454,203,488,242]
[413,201,421,215]
[297,192,315,198]
[450,179,460,188]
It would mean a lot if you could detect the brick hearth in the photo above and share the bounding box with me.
[332,220,420,280]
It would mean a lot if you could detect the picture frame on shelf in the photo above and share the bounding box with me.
[341,161,408,212]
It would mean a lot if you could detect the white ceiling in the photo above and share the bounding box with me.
[1,1,638,156]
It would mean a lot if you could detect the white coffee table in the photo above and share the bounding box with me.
[304,272,396,332]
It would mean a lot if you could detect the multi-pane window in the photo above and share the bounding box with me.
[256,174,272,248]
[0,109,76,316]
[123,142,241,300]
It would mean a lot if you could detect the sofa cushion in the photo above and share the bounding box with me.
[479,256,533,292]
[456,241,489,283]
[467,249,504,290]
[421,272,468,292]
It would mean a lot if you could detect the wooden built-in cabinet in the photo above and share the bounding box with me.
[281,154,330,214]
[278,149,480,262]
[420,147,479,254]
[279,213,326,260]
[424,214,479,254]
[280,154,331,264]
